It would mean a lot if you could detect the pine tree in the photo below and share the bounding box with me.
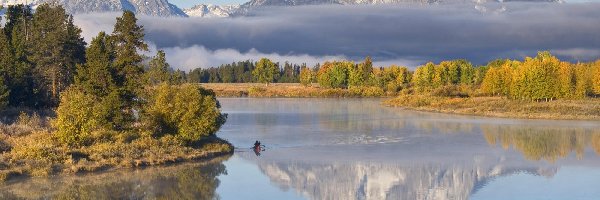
[146,50,172,85]
[64,15,87,75]
[0,14,10,109]
[0,26,12,84]
[75,32,115,97]
[110,11,148,105]
[360,56,373,84]
[6,5,35,107]
[29,4,83,105]
[170,69,186,85]
[4,5,32,41]
[0,75,9,110]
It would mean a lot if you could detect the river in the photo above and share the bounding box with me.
[2,98,600,200]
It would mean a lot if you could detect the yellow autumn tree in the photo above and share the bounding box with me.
[593,60,600,95]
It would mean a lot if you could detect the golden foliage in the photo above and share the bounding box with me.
[144,84,227,143]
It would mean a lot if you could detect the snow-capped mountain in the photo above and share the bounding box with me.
[0,0,187,17]
[183,4,240,18]
[1,0,561,18]
[240,0,559,7]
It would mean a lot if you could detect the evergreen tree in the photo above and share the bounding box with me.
[0,12,8,109]
[64,15,87,73]
[6,5,35,107]
[0,21,12,69]
[110,11,148,105]
[0,76,9,110]
[359,56,373,84]
[75,32,115,97]
[29,4,85,105]
[252,58,278,86]
[4,5,32,41]
[171,69,186,84]
[146,50,172,85]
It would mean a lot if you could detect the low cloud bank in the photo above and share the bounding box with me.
[152,45,347,71]
[75,3,600,69]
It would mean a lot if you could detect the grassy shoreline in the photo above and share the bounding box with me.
[384,95,600,121]
[0,111,234,182]
[199,83,390,98]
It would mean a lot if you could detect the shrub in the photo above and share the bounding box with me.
[432,85,469,97]
[248,86,267,95]
[16,112,44,129]
[53,88,103,146]
[144,84,227,144]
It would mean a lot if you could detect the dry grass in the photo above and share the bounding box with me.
[0,111,234,182]
[385,95,600,120]
[199,83,387,97]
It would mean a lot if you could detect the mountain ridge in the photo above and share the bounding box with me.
[0,0,187,17]
[1,0,563,18]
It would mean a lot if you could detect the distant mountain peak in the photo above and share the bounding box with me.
[183,4,240,18]
[1,0,562,18]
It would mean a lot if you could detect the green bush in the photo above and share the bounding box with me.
[53,88,103,146]
[144,84,227,144]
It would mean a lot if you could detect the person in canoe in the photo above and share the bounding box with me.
[253,141,263,156]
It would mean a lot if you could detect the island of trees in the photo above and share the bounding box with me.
[0,4,231,181]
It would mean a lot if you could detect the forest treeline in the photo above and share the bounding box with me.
[187,60,307,84]
[189,53,600,100]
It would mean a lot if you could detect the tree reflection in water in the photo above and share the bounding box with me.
[483,125,600,162]
[0,156,230,199]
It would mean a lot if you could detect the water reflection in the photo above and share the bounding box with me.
[483,125,600,162]
[2,99,599,200]
[218,98,600,200]
[0,156,230,199]
[240,152,563,200]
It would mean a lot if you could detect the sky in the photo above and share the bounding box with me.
[74,2,600,70]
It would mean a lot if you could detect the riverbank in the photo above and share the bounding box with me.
[0,112,234,182]
[384,95,600,120]
[199,83,388,97]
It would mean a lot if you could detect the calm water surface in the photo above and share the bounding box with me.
[2,98,600,200]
